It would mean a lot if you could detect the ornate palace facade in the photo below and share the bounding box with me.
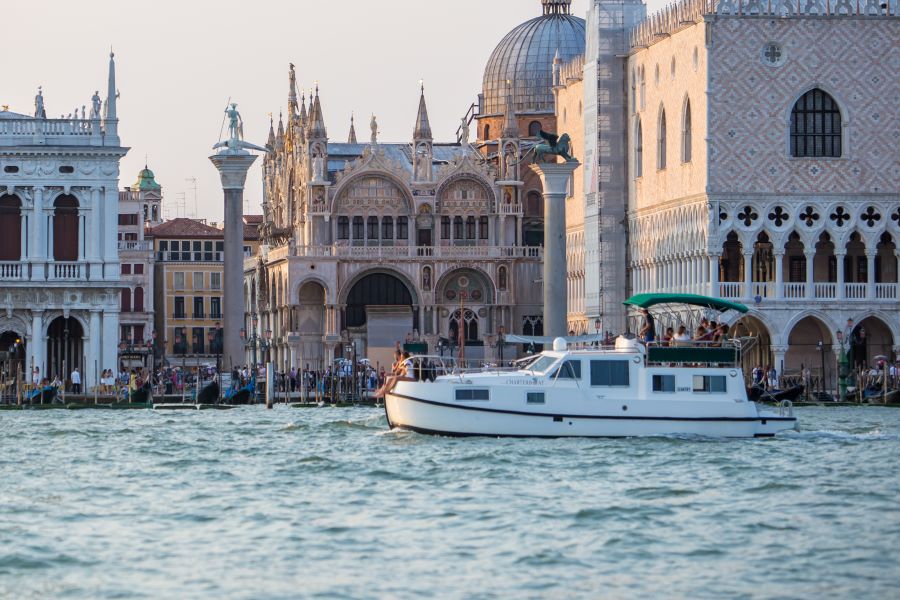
[0,54,127,387]
[563,0,899,378]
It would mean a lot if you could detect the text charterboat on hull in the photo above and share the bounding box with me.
[384,294,798,438]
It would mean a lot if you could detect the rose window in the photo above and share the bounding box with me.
[800,206,820,227]
[829,206,850,227]
[861,206,881,227]
[737,206,759,227]
[767,206,790,227]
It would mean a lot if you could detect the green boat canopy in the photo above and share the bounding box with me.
[624,293,749,314]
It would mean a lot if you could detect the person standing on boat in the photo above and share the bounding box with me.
[639,308,656,343]
[70,367,81,394]
[766,365,778,390]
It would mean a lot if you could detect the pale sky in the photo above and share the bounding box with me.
[3,0,664,221]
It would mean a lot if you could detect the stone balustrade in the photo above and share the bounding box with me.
[718,281,898,301]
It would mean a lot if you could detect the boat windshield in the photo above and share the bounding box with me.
[522,354,559,373]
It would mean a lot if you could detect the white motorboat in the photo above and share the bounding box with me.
[385,294,798,438]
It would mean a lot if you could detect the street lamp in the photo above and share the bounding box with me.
[594,318,602,347]
[836,328,848,402]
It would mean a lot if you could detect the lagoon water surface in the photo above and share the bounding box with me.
[2,406,899,599]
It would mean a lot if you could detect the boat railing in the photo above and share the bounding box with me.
[643,339,742,368]
[406,355,519,382]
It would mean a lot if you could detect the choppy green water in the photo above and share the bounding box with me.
[1,406,899,599]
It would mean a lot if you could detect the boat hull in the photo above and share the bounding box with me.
[385,391,797,438]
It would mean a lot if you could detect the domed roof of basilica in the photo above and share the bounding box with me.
[482,0,585,116]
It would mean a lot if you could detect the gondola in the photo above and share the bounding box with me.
[863,386,900,404]
[224,380,255,405]
[129,381,152,403]
[28,385,59,404]
[746,383,804,403]
[197,381,219,404]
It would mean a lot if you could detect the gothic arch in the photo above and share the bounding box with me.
[434,173,497,212]
[330,171,414,215]
[781,310,837,347]
[435,267,496,305]
[290,275,333,304]
[339,267,419,306]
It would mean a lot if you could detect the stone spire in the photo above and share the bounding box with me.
[348,114,358,144]
[287,63,299,120]
[413,83,433,141]
[105,51,117,120]
[275,112,284,150]
[267,115,276,149]
[502,80,519,139]
[299,91,308,126]
[104,50,119,139]
[308,85,327,139]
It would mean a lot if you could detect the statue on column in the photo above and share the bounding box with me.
[522,127,575,163]
[212,102,267,154]
[370,114,378,145]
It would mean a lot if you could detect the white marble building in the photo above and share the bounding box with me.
[0,53,127,388]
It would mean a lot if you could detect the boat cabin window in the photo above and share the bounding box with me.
[525,355,559,373]
[552,360,582,379]
[652,374,676,393]
[526,392,545,404]
[456,388,490,401]
[692,375,726,393]
[590,360,630,387]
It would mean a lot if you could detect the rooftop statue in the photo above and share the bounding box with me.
[34,87,46,119]
[212,102,267,154]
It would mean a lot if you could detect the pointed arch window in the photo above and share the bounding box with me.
[790,88,842,157]
[657,108,667,170]
[639,67,646,110]
[634,118,643,178]
[682,99,692,163]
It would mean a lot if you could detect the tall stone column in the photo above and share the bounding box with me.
[528,161,580,339]
[210,152,258,370]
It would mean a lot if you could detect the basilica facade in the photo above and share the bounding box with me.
[0,54,127,387]
[246,65,549,370]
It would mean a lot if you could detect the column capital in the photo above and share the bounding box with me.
[834,250,847,257]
